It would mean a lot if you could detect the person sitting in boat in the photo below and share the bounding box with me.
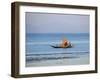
[60,38,70,48]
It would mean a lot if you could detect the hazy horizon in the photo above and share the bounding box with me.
[26,32,89,34]
[26,12,90,33]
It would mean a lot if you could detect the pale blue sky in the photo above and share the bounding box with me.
[26,12,89,33]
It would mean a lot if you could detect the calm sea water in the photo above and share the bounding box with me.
[26,33,89,67]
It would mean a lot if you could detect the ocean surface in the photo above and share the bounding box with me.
[25,33,90,67]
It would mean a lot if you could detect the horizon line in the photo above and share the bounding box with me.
[26,32,89,34]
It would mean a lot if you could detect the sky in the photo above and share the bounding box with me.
[26,12,90,33]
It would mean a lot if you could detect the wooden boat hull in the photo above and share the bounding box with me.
[51,43,72,48]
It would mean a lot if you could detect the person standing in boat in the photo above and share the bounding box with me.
[60,38,70,48]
